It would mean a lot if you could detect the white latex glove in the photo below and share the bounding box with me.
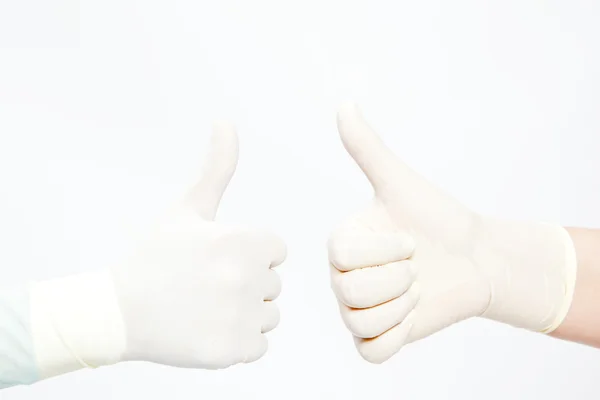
[328,104,576,364]
[1,123,286,387]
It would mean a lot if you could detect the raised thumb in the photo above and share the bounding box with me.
[337,103,400,194]
[185,121,239,220]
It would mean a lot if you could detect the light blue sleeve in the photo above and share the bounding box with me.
[0,287,40,389]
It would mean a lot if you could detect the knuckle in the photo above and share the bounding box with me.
[270,303,281,321]
[343,310,377,339]
[335,274,365,307]
[269,274,282,299]
[269,269,282,286]
[337,278,354,305]
[264,304,280,331]
[355,340,388,364]
[328,233,352,270]
[245,335,268,363]
[330,269,343,290]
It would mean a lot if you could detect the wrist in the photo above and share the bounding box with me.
[476,217,577,333]
[29,270,126,379]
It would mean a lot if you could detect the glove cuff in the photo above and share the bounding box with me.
[29,270,126,379]
[540,226,577,333]
[479,219,577,333]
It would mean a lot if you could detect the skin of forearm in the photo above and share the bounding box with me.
[550,227,600,347]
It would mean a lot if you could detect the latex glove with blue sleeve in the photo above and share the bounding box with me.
[0,123,285,388]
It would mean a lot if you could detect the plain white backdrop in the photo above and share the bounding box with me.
[1,1,599,399]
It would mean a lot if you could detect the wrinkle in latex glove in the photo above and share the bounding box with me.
[328,103,576,364]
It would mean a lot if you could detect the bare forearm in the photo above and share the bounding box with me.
[551,227,600,347]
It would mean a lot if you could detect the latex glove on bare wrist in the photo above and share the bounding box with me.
[327,103,576,364]
[0,123,286,388]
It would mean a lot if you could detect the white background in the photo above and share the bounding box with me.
[1,1,600,399]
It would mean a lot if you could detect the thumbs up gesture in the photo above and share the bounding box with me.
[26,123,286,382]
[109,122,287,369]
[328,104,576,363]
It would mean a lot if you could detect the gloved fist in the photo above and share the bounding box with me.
[26,123,286,382]
[328,104,576,364]
[110,122,286,368]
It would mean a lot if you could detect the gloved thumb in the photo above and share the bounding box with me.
[185,121,239,220]
[337,103,401,195]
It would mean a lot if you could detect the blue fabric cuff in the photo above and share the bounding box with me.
[0,287,40,389]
